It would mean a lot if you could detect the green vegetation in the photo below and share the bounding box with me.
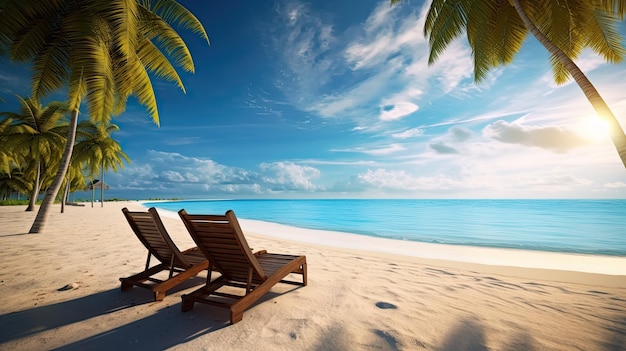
[0,199,37,206]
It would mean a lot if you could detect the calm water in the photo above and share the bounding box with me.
[144,199,626,256]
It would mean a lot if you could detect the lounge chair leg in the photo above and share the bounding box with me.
[120,280,133,291]
[230,311,243,324]
[181,295,195,312]
[154,291,166,301]
[302,262,308,286]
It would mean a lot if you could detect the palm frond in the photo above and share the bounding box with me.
[139,5,195,73]
[31,38,70,100]
[425,0,472,65]
[597,0,626,19]
[128,57,160,125]
[492,1,527,65]
[549,52,572,85]
[144,0,210,44]
[467,0,498,81]
[137,38,185,92]
[584,8,625,63]
[93,0,140,60]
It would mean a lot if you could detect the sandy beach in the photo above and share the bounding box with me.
[1,201,625,350]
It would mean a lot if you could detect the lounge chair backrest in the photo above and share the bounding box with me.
[122,207,191,267]
[178,209,267,283]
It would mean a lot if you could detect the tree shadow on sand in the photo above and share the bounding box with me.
[1,279,304,350]
[439,318,538,351]
[0,277,204,345]
[48,288,301,351]
[439,318,489,351]
[602,316,626,351]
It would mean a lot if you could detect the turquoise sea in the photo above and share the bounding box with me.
[143,199,626,257]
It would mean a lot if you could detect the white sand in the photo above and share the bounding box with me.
[1,201,625,350]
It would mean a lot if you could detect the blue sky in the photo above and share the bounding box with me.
[2,0,626,200]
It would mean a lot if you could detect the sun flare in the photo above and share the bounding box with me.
[580,117,610,142]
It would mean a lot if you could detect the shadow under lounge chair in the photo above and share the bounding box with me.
[120,207,210,301]
[178,209,307,324]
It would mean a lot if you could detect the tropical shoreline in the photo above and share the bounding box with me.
[151,204,626,280]
[143,198,626,257]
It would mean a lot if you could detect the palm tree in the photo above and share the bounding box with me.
[0,116,14,175]
[60,164,86,213]
[0,97,68,211]
[392,0,626,168]
[0,168,28,200]
[0,0,209,233]
[72,121,129,207]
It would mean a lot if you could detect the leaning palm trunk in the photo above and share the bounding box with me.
[512,0,626,168]
[25,162,41,212]
[29,109,79,233]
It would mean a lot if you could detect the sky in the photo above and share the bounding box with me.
[2,0,626,200]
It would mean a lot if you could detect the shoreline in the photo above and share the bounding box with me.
[152,206,626,284]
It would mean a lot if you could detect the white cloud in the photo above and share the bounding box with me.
[450,127,473,142]
[483,120,589,153]
[379,101,419,121]
[604,181,626,189]
[429,141,459,154]
[259,161,321,191]
[270,1,340,109]
[162,170,185,182]
[413,38,474,93]
[392,127,424,139]
[109,151,323,195]
[330,143,406,156]
[268,0,477,128]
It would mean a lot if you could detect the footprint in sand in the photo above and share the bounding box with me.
[58,282,79,291]
[375,302,397,309]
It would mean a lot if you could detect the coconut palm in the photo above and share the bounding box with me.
[0,97,68,211]
[0,168,28,200]
[72,121,129,207]
[0,116,13,174]
[0,0,209,233]
[60,164,87,213]
[392,0,626,168]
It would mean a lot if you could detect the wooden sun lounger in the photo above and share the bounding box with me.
[120,207,210,301]
[178,209,307,324]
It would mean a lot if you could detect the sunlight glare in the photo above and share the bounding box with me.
[580,117,610,143]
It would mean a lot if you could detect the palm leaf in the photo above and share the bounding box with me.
[425,0,472,65]
[584,8,626,63]
[139,6,196,73]
[31,37,69,100]
[137,38,185,92]
[144,0,209,44]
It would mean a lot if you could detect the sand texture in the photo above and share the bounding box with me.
[1,202,625,350]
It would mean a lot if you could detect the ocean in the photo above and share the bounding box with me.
[143,199,626,257]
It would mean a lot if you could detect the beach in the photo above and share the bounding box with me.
[1,201,625,350]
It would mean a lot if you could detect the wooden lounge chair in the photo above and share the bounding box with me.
[120,207,210,301]
[178,209,307,324]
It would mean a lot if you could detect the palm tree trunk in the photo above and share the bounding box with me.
[100,159,104,207]
[25,161,41,212]
[29,108,79,233]
[91,178,95,208]
[512,0,626,168]
[61,178,70,214]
